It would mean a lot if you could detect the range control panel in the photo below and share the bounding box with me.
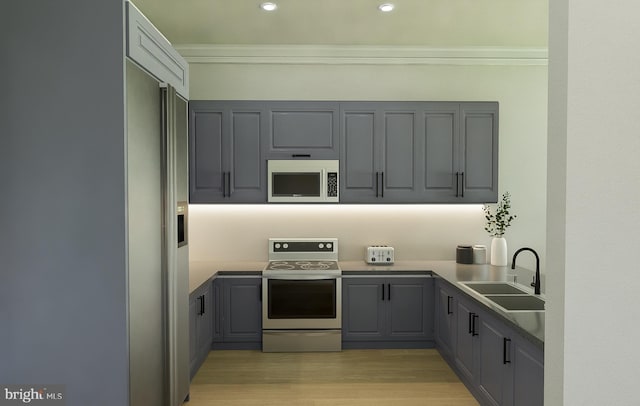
[269,238,339,261]
[366,245,395,265]
[272,241,335,252]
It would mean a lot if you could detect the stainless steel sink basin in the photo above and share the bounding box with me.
[484,295,545,311]
[461,282,529,295]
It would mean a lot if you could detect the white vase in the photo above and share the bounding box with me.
[490,237,508,266]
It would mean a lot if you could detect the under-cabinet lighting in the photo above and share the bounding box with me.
[378,3,395,12]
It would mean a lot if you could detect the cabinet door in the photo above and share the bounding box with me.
[340,102,422,203]
[477,313,513,406]
[340,106,379,202]
[211,278,223,342]
[421,104,460,202]
[190,104,226,202]
[188,292,199,378]
[386,278,434,340]
[227,108,266,202]
[265,101,339,159]
[435,281,457,358]
[189,101,266,203]
[126,2,189,98]
[342,278,386,341]
[380,109,421,202]
[512,336,544,406]
[223,278,262,342]
[455,299,478,383]
[196,283,213,360]
[459,102,499,203]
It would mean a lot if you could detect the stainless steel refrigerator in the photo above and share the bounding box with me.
[126,60,190,405]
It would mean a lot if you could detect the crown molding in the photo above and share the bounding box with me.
[174,44,548,66]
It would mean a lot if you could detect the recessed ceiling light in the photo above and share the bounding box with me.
[260,2,278,11]
[378,3,395,12]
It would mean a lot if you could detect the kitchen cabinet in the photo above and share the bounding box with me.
[189,101,340,203]
[263,101,340,160]
[455,297,478,383]
[126,1,189,99]
[189,100,497,203]
[340,102,422,202]
[189,279,213,379]
[476,310,515,406]
[340,101,498,203]
[457,102,499,203]
[435,279,543,406]
[511,335,544,406]
[434,280,457,359]
[189,101,266,203]
[212,277,262,349]
[421,102,499,203]
[342,276,434,348]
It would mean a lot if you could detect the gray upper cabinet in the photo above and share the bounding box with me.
[420,102,499,203]
[340,102,422,202]
[422,104,460,201]
[189,101,266,203]
[264,101,340,160]
[188,100,498,203]
[340,101,498,203]
[458,102,499,203]
[341,108,378,200]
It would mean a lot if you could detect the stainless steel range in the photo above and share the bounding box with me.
[262,238,342,352]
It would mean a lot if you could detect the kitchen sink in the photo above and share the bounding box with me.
[484,295,545,311]
[461,282,529,295]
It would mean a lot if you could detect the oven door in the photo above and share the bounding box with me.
[262,275,342,330]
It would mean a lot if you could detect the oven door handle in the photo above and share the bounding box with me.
[263,330,340,337]
[263,275,341,281]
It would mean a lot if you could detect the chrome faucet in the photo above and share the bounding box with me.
[511,247,541,295]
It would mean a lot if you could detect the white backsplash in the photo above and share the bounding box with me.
[188,204,490,262]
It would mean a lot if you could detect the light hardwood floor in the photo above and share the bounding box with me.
[187,349,478,405]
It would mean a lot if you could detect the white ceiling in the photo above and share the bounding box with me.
[132,0,548,47]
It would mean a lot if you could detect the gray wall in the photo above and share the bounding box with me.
[1,1,129,404]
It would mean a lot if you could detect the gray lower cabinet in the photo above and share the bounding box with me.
[476,310,515,406]
[435,279,543,406]
[511,335,544,406]
[189,280,213,379]
[189,101,266,203]
[212,277,262,349]
[434,281,457,359]
[342,276,434,348]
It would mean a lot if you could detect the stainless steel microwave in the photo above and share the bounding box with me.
[267,160,339,203]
